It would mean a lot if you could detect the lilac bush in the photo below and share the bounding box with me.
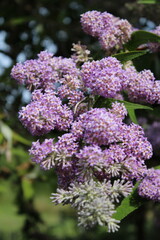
[11,10,160,233]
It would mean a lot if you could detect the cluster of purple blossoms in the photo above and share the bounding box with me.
[81,57,124,98]
[138,169,160,201]
[81,58,160,105]
[11,10,160,233]
[29,133,78,170]
[19,89,73,135]
[124,66,160,104]
[11,51,85,107]
[80,10,133,53]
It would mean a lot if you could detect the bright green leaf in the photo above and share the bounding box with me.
[113,50,148,63]
[113,183,142,221]
[117,99,153,111]
[127,108,138,124]
[12,132,32,146]
[138,0,159,3]
[154,165,160,169]
[126,30,160,51]
[113,99,153,124]
[21,178,34,200]
[94,97,153,124]
[9,17,31,25]
[0,121,12,143]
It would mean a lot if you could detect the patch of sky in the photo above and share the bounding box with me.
[39,7,50,16]
[0,17,4,25]
[21,88,31,103]
[57,30,68,41]
[20,32,28,41]
[69,1,83,11]
[16,52,26,63]
[63,17,72,25]
[0,31,10,52]
[139,17,156,31]
[42,37,58,54]
[0,53,12,75]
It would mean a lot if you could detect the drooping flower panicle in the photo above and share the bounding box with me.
[10,9,160,233]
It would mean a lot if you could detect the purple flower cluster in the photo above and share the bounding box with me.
[71,103,152,182]
[19,89,73,135]
[30,133,78,170]
[11,10,160,232]
[81,57,124,98]
[124,66,160,104]
[81,10,133,52]
[11,51,84,107]
[138,169,160,201]
[81,58,160,104]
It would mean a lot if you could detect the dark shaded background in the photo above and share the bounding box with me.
[1,1,160,240]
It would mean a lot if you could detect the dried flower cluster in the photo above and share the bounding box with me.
[11,10,160,233]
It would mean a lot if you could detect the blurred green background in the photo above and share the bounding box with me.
[1,0,160,239]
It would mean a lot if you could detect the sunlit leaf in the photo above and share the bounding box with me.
[9,17,31,25]
[117,100,153,123]
[113,50,148,63]
[94,97,153,124]
[113,183,143,221]
[126,30,160,51]
[138,0,159,3]
[154,165,160,169]
[12,131,31,146]
[21,178,34,200]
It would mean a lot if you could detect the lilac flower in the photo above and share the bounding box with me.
[80,11,112,37]
[29,133,79,170]
[81,57,124,98]
[72,108,122,145]
[138,169,160,201]
[76,145,125,180]
[29,138,55,169]
[80,11,132,52]
[11,51,82,93]
[99,19,132,52]
[57,85,84,107]
[108,102,127,120]
[19,90,73,135]
[122,157,147,180]
[120,123,153,161]
[123,66,158,104]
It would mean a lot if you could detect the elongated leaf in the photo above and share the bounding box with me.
[117,99,153,111]
[126,30,160,51]
[94,96,153,124]
[12,131,32,146]
[154,165,160,169]
[22,178,34,200]
[113,99,152,124]
[113,183,143,221]
[127,108,138,124]
[138,0,159,3]
[113,50,148,63]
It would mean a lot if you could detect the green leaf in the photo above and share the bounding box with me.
[21,178,34,200]
[113,50,148,63]
[12,131,32,146]
[113,183,142,221]
[126,30,160,51]
[117,100,153,124]
[138,0,159,3]
[9,17,31,25]
[154,165,160,169]
[94,96,153,124]
[127,108,138,124]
